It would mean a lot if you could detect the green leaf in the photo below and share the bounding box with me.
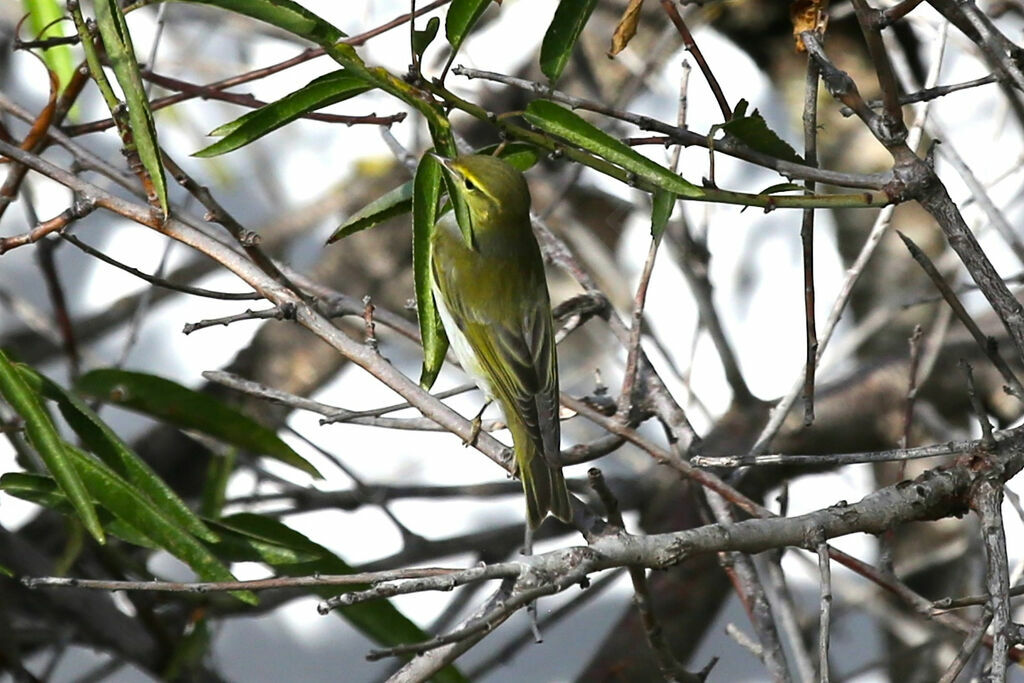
[0,351,103,543]
[199,451,235,520]
[176,0,345,45]
[75,369,322,479]
[413,153,449,390]
[215,514,466,682]
[22,0,75,90]
[195,71,372,157]
[63,445,257,604]
[94,0,169,215]
[207,515,323,565]
[445,0,494,51]
[720,99,804,164]
[540,0,599,83]
[0,472,157,548]
[482,142,543,171]
[327,180,413,244]
[650,188,675,239]
[758,182,809,195]
[413,16,440,61]
[18,366,218,543]
[523,100,704,198]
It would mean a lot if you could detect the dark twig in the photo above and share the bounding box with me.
[589,468,699,681]
[900,325,925,455]
[962,360,996,447]
[668,219,754,406]
[851,0,907,131]
[36,235,81,379]
[843,74,998,117]
[931,585,1024,612]
[897,230,1024,400]
[658,0,730,121]
[936,608,993,683]
[883,0,928,24]
[800,51,821,426]
[60,233,261,300]
[709,493,792,682]
[617,233,661,420]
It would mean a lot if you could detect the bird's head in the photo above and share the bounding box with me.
[431,153,532,238]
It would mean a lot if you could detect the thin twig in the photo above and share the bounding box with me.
[60,233,261,300]
[800,48,821,426]
[817,540,832,682]
[898,230,1024,400]
[658,0,730,120]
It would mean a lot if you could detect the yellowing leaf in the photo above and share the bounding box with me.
[609,0,644,57]
[791,0,829,53]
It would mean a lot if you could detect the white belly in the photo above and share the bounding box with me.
[431,280,494,399]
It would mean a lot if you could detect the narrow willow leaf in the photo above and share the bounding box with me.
[413,16,440,60]
[94,0,169,215]
[0,351,103,542]
[0,472,157,548]
[207,515,323,565]
[650,188,675,239]
[17,366,217,543]
[540,0,598,83]
[199,451,235,520]
[720,99,804,164]
[178,0,345,45]
[759,182,810,195]
[327,180,413,244]
[196,71,372,157]
[445,0,493,51]
[488,142,542,171]
[22,0,75,89]
[75,369,322,479]
[215,514,467,682]
[63,445,257,604]
[523,100,704,198]
[413,153,448,390]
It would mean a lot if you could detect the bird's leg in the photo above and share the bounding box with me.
[461,399,492,447]
[523,523,544,642]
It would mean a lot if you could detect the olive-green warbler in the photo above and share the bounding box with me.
[429,153,572,528]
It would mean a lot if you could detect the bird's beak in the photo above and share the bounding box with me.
[427,152,459,177]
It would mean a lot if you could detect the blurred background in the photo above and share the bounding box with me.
[3,0,1024,680]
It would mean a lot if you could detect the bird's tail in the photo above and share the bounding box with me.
[516,437,573,528]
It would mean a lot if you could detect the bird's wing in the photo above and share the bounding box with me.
[436,274,561,465]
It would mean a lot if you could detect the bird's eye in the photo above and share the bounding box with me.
[464,178,477,191]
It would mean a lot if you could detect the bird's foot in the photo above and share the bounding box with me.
[461,400,491,447]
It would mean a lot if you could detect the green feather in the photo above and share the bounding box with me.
[429,155,572,527]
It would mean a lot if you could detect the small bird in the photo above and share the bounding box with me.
[429,153,573,528]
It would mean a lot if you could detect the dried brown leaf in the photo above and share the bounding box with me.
[608,0,644,57]
[791,0,829,53]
